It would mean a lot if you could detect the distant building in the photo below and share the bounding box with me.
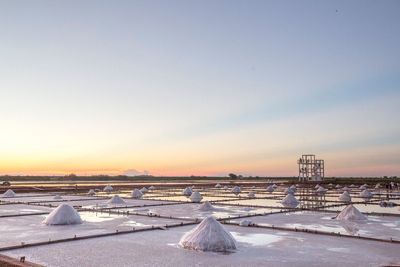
[298,154,325,182]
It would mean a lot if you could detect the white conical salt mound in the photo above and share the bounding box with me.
[315,184,320,189]
[350,184,356,188]
[149,186,155,190]
[107,195,126,205]
[53,194,63,200]
[247,192,256,198]
[88,189,96,196]
[239,219,252,226]
[223,186,229,190]
[215,183,221,188]
[339,191,352,202]
[140,187,148,193]
[190,191,203,203]
[266,185,275,193]
[359,185,367,190]
[43,203,82,225]
[336,205,367,221]
[131,189,143,199]
[103,185,113,192]
[375,183,381,189]
[183,187,193,196]
[284,187,295,195]
[272,184,278,189]
[2,189,16,198]
[179,216,237,252]
[342,186,350,192]
[335,184,341,189]
[281,194,299,208]
[360,189,373,198]
[316,186,327,194]
[198,201,215,211]
[232,186,241,195]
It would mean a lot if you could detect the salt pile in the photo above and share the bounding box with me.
[2,189,16,198]
[107,195,126,205]
[359,185,367,190]
[88,189,96,196]
[335,184,341,189]
[179,216,237,252]
[232,186,241,195]
[103,185,113,192]
[131,189,143,199]
[375,183,381,189]
[350,184,356,188]
[316,186,327,194]
[339,191,352,202]
[53,194,63,200]
[239,219,252,226]
[43,203,82,225]
[190,191,203,203]
[360,189,373,198]
[149,186,155,190]
[198,201,215,211]
[281,194,299,208]
[183,187,193,196]
[223,186,229,190]
[342,186,350,192]
[266,185,275,193]
[272,184,278,189]
[336,204,367,221]
[247,192,256,198]
[285,187,295,195]
[315,184,320,189]
[140,187,148,193]
[215,183,221,188]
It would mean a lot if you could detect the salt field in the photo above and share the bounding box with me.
[0,182,399,266]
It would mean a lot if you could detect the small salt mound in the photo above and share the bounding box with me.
[336,204,367,221]
[140,187,148,193]
[179,216,236,252]
[53,194,63,200]
[231,186,241,195]
[223,186,229,190]
[2,189,16,198]
[281,194,299,208]
[316,186,327,194]
[290,185,297,190]
[107,195,126,205]
[359,185,367,190]
[43,203,82,225]
[335,184,341,189]
[88,189,96,196]
[350,184,356,188]
[215,183,221,188]
[131,189,143,199]
[190,191,203,203]
[239,219,252,227]
[272,184,278,189]
[183,187,193,196]
[328,183,333,188]
[315,184,320,189]
[375,183,381,189]
[360,189,373,198]
[247,192,256,198]
[149,186,155,190]
[342,186,350,192]
[198,201,215,211]
[339,191,352,202]
[103,185,113,192]
[266,185,275,193]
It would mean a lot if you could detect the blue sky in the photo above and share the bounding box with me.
[0,0,399,176]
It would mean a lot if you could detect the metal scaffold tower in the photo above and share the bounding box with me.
[298,154,325,182]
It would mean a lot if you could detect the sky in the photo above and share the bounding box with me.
[0,0,399,177]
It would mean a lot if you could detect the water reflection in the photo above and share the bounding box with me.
[231,232,282,246]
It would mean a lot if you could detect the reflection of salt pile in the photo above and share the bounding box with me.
[247,192,256,198]
[107,195,126,205]
[232,186,241,195]
[281,194,299,208]
[339,191,352,202]
[266,185,275,193]
[103,185,113,192]
[215,183,221,188]
[53,194,63,200]
[88,189,96,196]
[179,216,237,252]
[316,186,327,194]
[183,187,193,196]
[2,189,16,198]
[198,201,215,211]
[360,189,373,198]
[149,186,155,190]
[336,204,367,221]
[131,189,143,199]
[190,191,203,203]
[43,203,82,225]
[239,219,252,226]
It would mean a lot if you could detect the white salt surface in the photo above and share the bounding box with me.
[0,204,52,216]
[0,194,100,203]
[5,224,400,267]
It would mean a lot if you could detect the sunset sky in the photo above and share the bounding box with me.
[0,1,399,177]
